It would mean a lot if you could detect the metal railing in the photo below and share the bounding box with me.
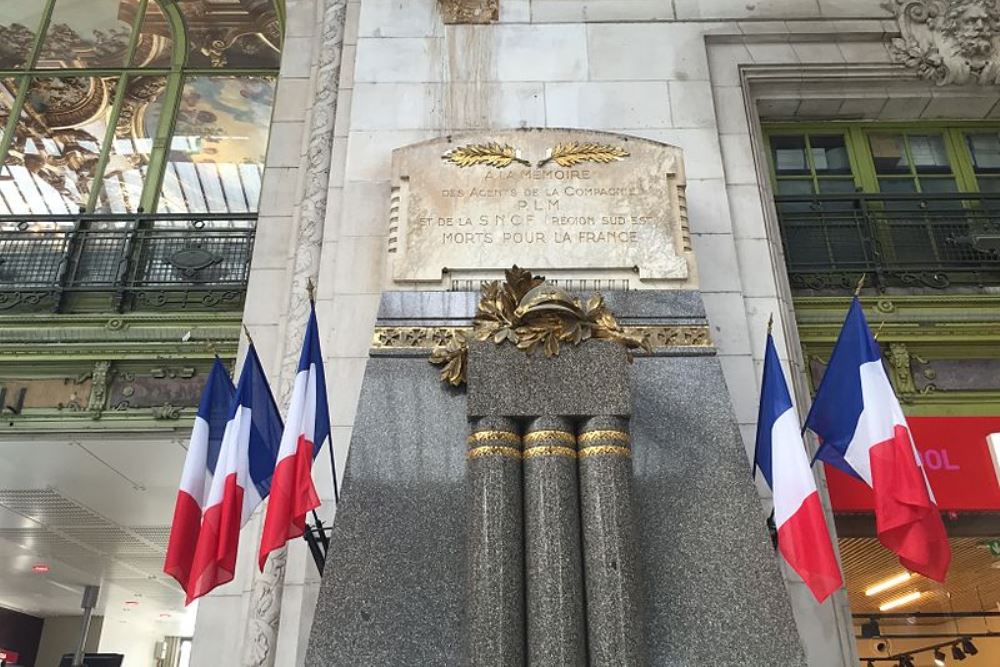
[775,192,1000,290]
[0,213,256,312]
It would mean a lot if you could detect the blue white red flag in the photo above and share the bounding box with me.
[754,333,842,603]
[258,302,333,569]
[805,298,951,582]
[186,342,283,603]
[164,357,235,599]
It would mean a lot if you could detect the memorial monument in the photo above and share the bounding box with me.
[305,130,806,665]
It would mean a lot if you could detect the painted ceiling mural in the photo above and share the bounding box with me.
[0,0,281,222]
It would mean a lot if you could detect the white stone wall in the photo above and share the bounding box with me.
[189,1,931,665]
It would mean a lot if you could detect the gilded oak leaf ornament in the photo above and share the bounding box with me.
[429,266,650,386]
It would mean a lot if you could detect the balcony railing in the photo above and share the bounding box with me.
[775,192,1000,291]
[0,213,256,313]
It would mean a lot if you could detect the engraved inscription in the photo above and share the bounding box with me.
[390,129,693,285]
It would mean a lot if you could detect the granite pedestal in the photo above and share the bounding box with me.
[305,290,807,666]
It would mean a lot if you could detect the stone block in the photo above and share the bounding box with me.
[720,133,759,185]
[354,37,442,82]
[587,24,710,81]
[668,80,717,129]
[467,340,632,418]
[685,178,735,235]
[358,0,442,38]
[700,291,753,356]
[545,81,672,129]
[496,24,589,81]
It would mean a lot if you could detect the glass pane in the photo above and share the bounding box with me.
[920,178,958,193]
[0,78,17,148]
[908,134,950,173]
[967,133,1000,171]
[38,0,137,69]
[770,135,808,175]
[0,4,46,69]
[158,76,274,215]
[94,76,168,213]
[176,0,280,68]
[810,135,851,174]
[870,134,909,174]
[977,176,1000,192]
[132,0,173,67]
[878,178,918,193]
[3,76,116,214]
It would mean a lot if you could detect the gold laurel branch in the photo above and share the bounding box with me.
[442,142,530,169]
[538,142,630,168]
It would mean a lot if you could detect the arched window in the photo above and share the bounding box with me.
[0,1,282,311]
[0,0,281,219]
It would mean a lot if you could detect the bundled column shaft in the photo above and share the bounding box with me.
[467,417,525,667]
[578,416,646,666]
[523,417,587,666]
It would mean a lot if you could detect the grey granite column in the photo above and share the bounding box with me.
[523,417,587,667]
[467,417,525,667]
[578,416,646,666]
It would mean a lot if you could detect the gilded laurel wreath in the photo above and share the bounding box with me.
[429,266,650,386]
[441,143,530,168]
[537,142,630,168]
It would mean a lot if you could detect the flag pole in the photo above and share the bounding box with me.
[242,323,255,346]
[853,273,866,297]
[306,279,340,502]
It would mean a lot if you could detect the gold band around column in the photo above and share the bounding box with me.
[577,430,631,445]
[578,445,632,459]
[522,445,577,460]
[523,430,575,446]
[467,431,521,446]
[467,446,523,460]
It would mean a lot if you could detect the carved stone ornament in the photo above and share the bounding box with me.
[439,0,499,24]
[884,0,1000,84]
[429,266,650,386]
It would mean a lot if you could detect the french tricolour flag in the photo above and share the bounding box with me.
[259,302,332,570]
[164,358,235,599]
[186,342,283,603]
[754,333,842,603]
[805,298,951,582]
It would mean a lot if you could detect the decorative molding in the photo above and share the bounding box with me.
[439,0,499,24]
[373,325,711,351]
[242,1,348,665]
[884,0,1000,85]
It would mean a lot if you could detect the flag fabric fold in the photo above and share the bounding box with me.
[258,302,332,570]
[185,343,283,603]
[164,358,235,598]
[754,334,842,603]
[805,298,951,582]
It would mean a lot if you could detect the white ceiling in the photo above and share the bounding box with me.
[0,433,194,634]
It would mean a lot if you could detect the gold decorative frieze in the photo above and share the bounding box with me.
[523,430,576,446]
[373,325,711,351]
[522,446,577,459]
[578,430,631,445]
[467,430,521,445]
[439,0,499,24]
[467,445,522,460]
[578,445,632,458]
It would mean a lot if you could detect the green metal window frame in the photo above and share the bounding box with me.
[763,121,1000,194]
[0,0,283,214]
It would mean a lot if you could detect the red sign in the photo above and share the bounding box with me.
[826,416,1000,512]
[0,648,20,663]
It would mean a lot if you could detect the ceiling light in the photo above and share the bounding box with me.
[31,563,49,573]
[960,638,977,656]
[951,643,966,660]
[866,571,913,596]
[879,591,921,611]
[933,648,946,666]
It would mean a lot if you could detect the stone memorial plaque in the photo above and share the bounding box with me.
[389,129,695,287]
